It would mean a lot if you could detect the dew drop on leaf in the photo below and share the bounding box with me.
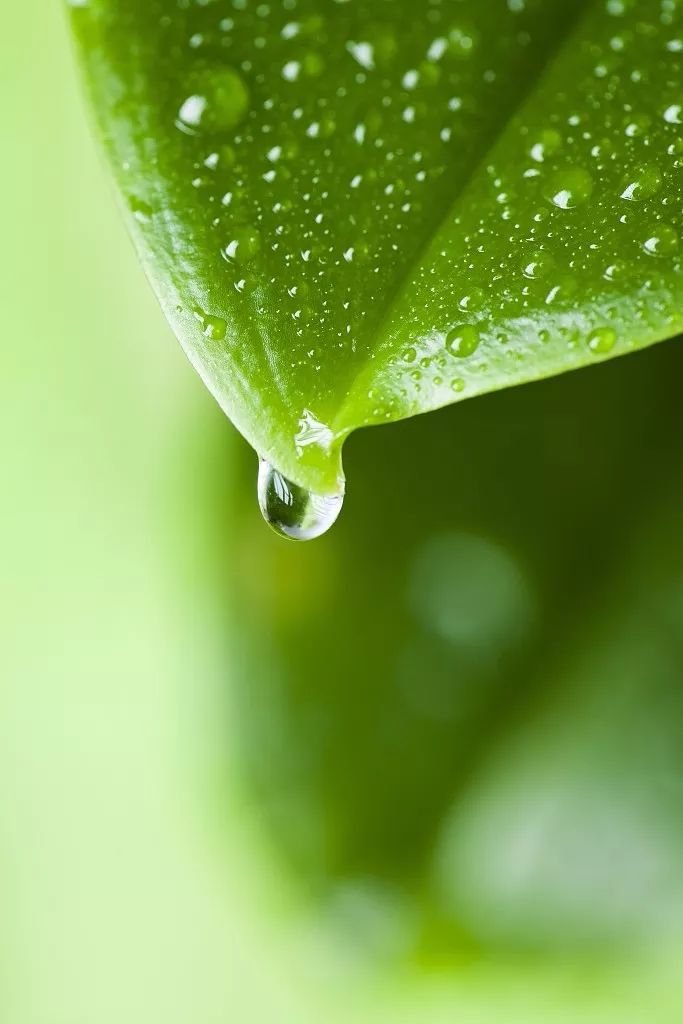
[458,287,485,311]
[529,128,562,163]
[642,224,679,257]
[603,262,624,281]
[521,251,555,279]
[128,195,153,224]
[619,163,663,201]
[446,324,481,358]
[222,226,262,264]
[447,23,479,59]
[194,309,227,340]
[257,459,344,541]
[587,326,617,355]
[176,68,249,135]
[545,167,594,209]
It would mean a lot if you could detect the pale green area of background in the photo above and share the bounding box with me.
[2,3,683,1022]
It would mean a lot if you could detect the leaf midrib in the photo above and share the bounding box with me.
[331,0,596,439]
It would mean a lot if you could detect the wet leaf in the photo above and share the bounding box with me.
[70,0,683,495]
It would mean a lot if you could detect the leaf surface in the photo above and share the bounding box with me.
[70,0,683,493]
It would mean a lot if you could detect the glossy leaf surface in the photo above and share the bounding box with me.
[70,0,683,493]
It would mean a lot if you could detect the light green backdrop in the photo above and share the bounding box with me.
[2,4,683,1023]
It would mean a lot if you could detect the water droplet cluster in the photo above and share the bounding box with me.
[371,0,683,405]
[73,0,683,498]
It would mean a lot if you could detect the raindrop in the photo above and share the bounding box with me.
[458,287,485,311]
[194,309,227,340]
[529,129,561,163]
[620,163,662,201]
[521,251,555,279]
[176,68,249,134]
[587,326,617,355]
[603,262,624,281]
[446,23,479,58]
[128,196,153,224]
[446,324,481,358]
[642,224,679,257]
[257,460,344,541]
[545,167,594,209]
[624,114,651,138]
[222,226,262,264]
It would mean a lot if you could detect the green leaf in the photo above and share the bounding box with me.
[70,0,683,495]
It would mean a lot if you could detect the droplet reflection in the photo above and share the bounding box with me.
[257,459,344,541]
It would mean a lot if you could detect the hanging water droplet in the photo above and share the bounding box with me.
[257,460,343,541]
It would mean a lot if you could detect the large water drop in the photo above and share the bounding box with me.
[257,460,344,541]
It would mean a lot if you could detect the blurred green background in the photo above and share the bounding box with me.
[3,2,683,1021]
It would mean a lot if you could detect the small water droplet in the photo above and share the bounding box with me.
[590,138,616,161]
[521,250,555,279]
[623,114,651,138]
[446,23,479,58]
[529,129,561,163]
[193,309,227,340]
[603,262,624,281]
[222,226,262,264]
[620,163,662,201]
[128,196,153,224]
[176,68,249,135]
[587,326,617,355]
[545,167,594,209]
[257,460,343,541]
[458,287,485,311]
[446,324,481,358]
[364,23,398,65]
[642,224,679,256]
